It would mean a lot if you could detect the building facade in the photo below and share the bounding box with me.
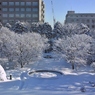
[65,11,95,29]
[0,0,45,25]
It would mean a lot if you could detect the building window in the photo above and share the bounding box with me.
[15,8,19,11]
[15,2,20,6]
[26,2,31,6]
[9,2,14,6]
[76,15,78,17]
[71,19,74,22]
[92,25,94,28]
[9,20,14,23]
[21,14,25,18]
[33,14,38,18]
[15,14,20,17]
[2,2,7,5]
[76,19,79,22]
[2,8,8,11]
[21,2,25,6]
[3,20,7,23]
[2,14,8,17]
[9,8,14,12]
[26,14,31,18]
[9,14,14,17]
[32,19,38,22]
[33,2,38,6]
[87,19,89,23]
[26,8,31,12]
[21,8,25,12]
[92,20,95,23]
[26,20,31,23]
[33,8,38,12]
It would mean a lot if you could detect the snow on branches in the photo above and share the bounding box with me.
[54,34,93,69]
[0,26,48,69]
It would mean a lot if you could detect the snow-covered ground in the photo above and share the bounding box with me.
[0,55,95,95]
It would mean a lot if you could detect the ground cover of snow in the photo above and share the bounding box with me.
[0,54,95,95]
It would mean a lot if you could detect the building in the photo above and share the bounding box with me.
[65,11,95,29]
[0,0,45,25]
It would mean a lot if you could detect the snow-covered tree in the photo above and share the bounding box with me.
[53,22,89,39]
[14,32,49,68]
[0,26,48,68]
[0,27,19,68]
[5,23,12,29]
[54,34,93,69]
[91,62,95,71]
[12,21,30,33]
[31,22,52,39]
[53,21,64,39]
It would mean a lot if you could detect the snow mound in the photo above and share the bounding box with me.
[0,65,7,81]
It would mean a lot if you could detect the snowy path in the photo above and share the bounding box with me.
[0,58,95,95]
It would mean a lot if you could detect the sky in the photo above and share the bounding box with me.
[43,0,95,27]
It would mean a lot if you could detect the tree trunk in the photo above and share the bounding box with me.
[72,63,74,69]
[21,62,23,68]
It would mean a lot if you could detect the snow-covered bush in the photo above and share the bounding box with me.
[0,65,7,81]
[53,34,93,69]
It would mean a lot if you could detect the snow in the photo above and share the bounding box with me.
[0,65,7,81]
[0,55,95,95]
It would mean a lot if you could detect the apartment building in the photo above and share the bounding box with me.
[0,0,45,25]
[65,11,95,29]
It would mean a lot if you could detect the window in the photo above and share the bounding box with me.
[9,20,14,23]
[87,19,89,23]
[2,2,7,5]
[9,2,14,6]
[15,14,20,17]
[33,14,38,18]
[21,2,25,6]
[15,2,19,6]
[33,8,38,12]
[2,14,8,17]
[26,14,31,18]
[76,19,79,22]
[21,14,25,18]
[32,19,38,22]
[26,8,31,12]
[71,19,74,22]
[92,25,94,28]
[3,20,7,23]
[92,20,95,23]
[9,8,14,12]
[9,14,14,17]
[15,8,19,11]
[26,2,31,6]
[2,8,7,11]
[33,2,38,6]
[21,8,25,12]
[26,20,31,23]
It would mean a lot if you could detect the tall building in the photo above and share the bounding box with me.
[65,11,95,29]
[0,0,45,25]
